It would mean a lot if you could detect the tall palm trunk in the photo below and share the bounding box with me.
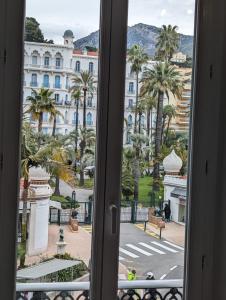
[38,112,43,133]
[52,116,56,137]
[75,100,79,152]
[134,72,139,133]
[54,176,60,196]
[145,109,150,162]
[164,117,172,145]
[138,112,142,134]
[20,177,29,268]
[150,109,153,160]
[161,116,166,145]
[133,149,140,202]
[153,92,164,192]
[38,112,43,147]
[79,139,85,186]
[83,89,87,129]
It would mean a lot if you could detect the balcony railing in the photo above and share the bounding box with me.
[42,83,50,88]
[16,279,183,300]
[128,90,135,95]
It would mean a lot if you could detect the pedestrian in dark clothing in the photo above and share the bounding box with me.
[164,204,171,222]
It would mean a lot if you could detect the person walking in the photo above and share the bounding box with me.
[164,204,171,222]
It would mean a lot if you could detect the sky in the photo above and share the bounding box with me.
[26,0,195,44]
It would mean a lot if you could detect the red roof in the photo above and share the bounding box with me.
[73,50,98,57]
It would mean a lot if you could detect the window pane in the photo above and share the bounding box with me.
[18,2,100,297]
[118,0,195,298]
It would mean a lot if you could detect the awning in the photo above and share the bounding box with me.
[49,200,62,210]
[171,187,187,199]
[17,259,80,280]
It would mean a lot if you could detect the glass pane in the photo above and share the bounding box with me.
[118,0,195,298]
[17,1,100,298]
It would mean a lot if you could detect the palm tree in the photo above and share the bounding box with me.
[26,88,55,133]
[70,128,96,186]
[128,45,148,133]
[130,133,148,202]
[155,25,180,62]
[162,105,176,144]
[50,108,64,137]
[26,88,56,146]
[71,89,82,152]
[20,132,50,267]
[141,62,183,191]
[70,71,95,129]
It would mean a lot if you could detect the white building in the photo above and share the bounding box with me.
[23,30,157,142]
[163,150,187,224]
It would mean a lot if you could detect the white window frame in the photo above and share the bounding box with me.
[1,0,226,299]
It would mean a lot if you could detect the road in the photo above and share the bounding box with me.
[59,180,93,202]
[119,223,184,280]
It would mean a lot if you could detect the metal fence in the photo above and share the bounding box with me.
[49,201,149,225]
[16,280,183,299]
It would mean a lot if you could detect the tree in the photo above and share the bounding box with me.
[141,62,183,191]
[20,130,50,267]
[26,88,56,146]
[162,105,176,144]
[70,71,95,129]
[155,25,180,62]
[70,128,96,186]
[130,133,148,202]
[71,89,82,152]
[25,17,54,44]
[128,45,148,133]
[50,108,64,137]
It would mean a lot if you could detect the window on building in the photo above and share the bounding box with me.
[141,115,145,127]
[129,82,134,93]
[86,112,93,126]
[73,112,79,124]
[127,114,133,127]
[65,111,68,123]
[89,62,94,74]
[127,131,132,144]
[43,74,49,88]
[56,57,61,69]
[87,97,92,107]
[65,129,68,135]
[128,99,133,108]
[43,112,49,123]
[32,55,37,65]
[55,93,60,103]
[66,76,69,89]
[31,73,37,87]
[55,75,61,89]
[44,56,50,67]
[75,61,80,72]
[56,115,61,124]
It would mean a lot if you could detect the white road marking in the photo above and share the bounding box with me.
[138,242,166,254]
[119,256,125,261]
[126,244,152,256]
[119,247,139,258]
[170,265,178,271]
[164,241,184,251]
[160,274,167,280]
[151,242,178,253]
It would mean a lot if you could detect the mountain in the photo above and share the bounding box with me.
[74,23,193,57]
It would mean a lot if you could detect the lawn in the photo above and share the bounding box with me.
[138,176,153,202]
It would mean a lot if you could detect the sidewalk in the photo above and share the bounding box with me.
[25,224,127,277]
[145,222,185,247]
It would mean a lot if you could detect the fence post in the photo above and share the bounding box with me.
[58,210,61,226]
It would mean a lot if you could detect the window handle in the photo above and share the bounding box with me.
[110,204,118,235]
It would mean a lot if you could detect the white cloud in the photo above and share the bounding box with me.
[26,0,196,43]
[187,9,193,15]
[160,9,167,17]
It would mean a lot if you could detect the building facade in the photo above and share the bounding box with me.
[23,30,191,140]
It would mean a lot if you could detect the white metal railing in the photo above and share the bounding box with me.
[16,279,183,291]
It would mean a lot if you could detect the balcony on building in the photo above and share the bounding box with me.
[42,83,50,88]
[55,100,63,106]
[65,100,72,106]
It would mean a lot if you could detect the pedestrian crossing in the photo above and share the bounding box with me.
[119,240,184,260]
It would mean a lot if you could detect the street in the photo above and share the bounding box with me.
[119,223,184,280]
